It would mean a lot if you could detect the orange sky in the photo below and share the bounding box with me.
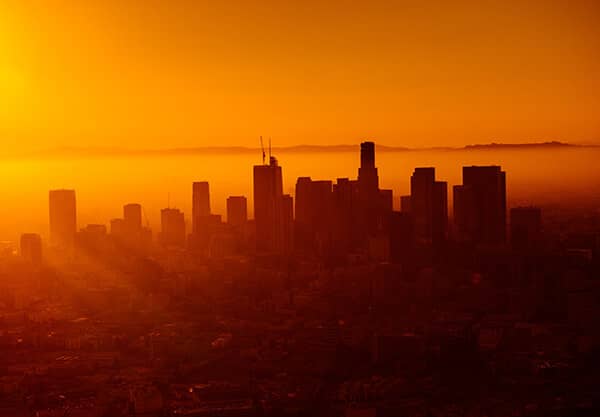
[1,0,599,151]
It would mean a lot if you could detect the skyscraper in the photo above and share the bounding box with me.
[160,208,186,247]
[227,196,248,227]
[357,141,385,240]
[295,177,334,253]
[192,181,211,235]
[21,233,42,265]
[253,155,289,253]
[453,166,506,245]
[49,189,77,248]
[124,203,143,232]
[410,168,448,245]
[358,141,379,198]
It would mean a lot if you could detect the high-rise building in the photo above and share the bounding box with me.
[160,208,186,247]
[281,194,294,254]
[124,203,143,232]
[49,189,77,248]
[227,196,248,226]
[410,168,447,245]
[358,141,379,199]
[295,177,334,253]
[510,206,542,250]
[253,156,290,253]
[432,180,448,245]
[357,141,387,240]
[332,177,358,252]
[20,233,42,265]
[453,166,506,245]
[192,181,211,234]
[110,218,125,237]
[400,195,412,213]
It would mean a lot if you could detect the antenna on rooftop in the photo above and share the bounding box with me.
[260,136,265,165]
[269,137,272,161]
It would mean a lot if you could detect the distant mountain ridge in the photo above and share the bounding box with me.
[11,141,591,159]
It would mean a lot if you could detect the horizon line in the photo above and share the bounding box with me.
[5,140,598,160]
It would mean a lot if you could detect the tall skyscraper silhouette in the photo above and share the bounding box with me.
[453,166,506,245]
[253,155,292,254]
[123,203,143,232]
[192,181,211,235]
[410,168,448,245]
[21,233,42,265]
[295,177,334,253]
[227,196,248,227]
[160,208,186,247]
[49,189,77,248]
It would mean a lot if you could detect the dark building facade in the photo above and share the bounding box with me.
[295,177,334,254]
[49,189,77,248]
[227,196,248,227]
[160,208,186,247]
[253,156,292,254]
[410,168,448,246]
[453,166,506,245]
[20,233,42,265]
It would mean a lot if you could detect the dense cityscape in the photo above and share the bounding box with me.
[1,142,598,416]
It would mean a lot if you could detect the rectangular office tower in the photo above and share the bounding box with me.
[295,177,334,253]
[227,196,248,226]
[453,166,506,245]
[123,203,143,231]
[49,189,77,248]
[21,233,42,265]
[160,208,186,247]
[192,181,211,234]
[410,168,448,246]
[253,156,292,254]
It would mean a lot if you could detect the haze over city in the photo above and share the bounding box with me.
[1,2,599,417]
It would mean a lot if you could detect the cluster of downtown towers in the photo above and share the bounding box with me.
[40,142,511,261]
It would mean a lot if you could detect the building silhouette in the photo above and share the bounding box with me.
[124,203,143,232]
[20,233,42,265]
[49,189,77,248]
[253,156,293,254]
[160,208,186,247]
[332,177,358,253]
[453,166,506,245]
[295,177,334,254]
[192,181,211,235]
[227,196,248,227]
[410,168,448,246]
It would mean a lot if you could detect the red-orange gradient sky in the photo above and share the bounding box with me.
[0,0,599,152]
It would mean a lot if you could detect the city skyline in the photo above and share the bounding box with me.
[37,141,509,254]
[2,2,600,416]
